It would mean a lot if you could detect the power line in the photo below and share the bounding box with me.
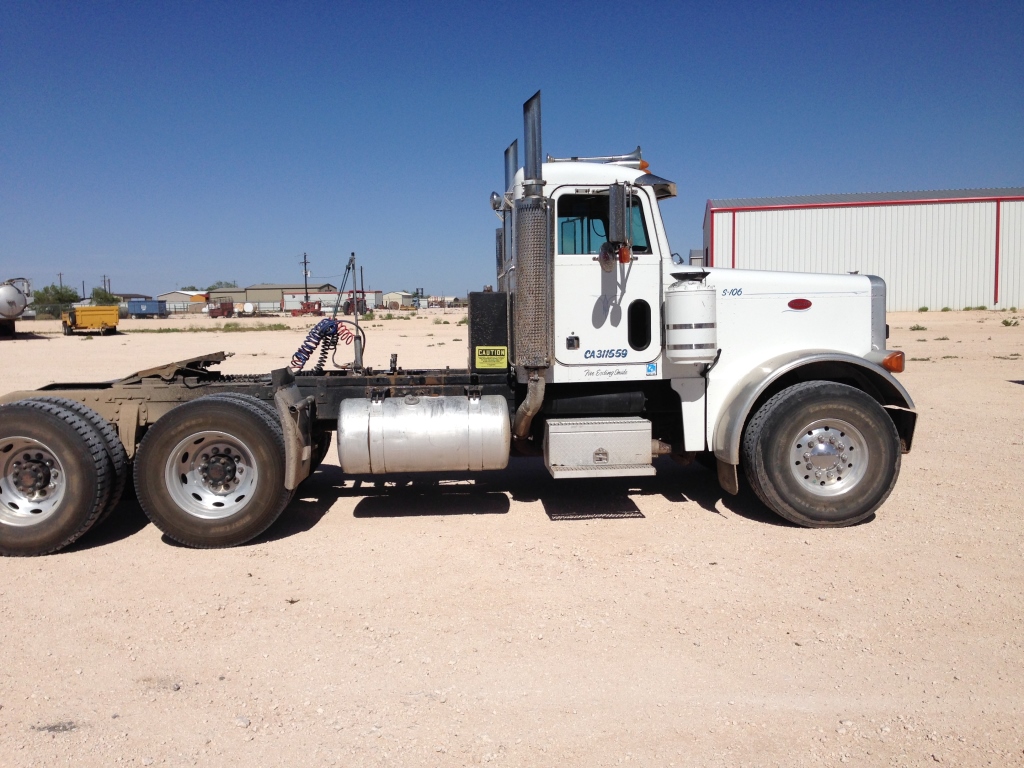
[300,253,310,303]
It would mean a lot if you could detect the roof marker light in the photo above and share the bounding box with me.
[788,299,812,310]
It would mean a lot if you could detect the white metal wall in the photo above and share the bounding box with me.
[999,201,1024,310]
[706,201,1022,311]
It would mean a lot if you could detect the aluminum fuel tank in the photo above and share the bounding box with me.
[337,395,511,474]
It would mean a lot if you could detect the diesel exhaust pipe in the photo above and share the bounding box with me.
[511,91,551,439]
[512,373,545,440]
[504,140,518,194]
[522,92,543,198]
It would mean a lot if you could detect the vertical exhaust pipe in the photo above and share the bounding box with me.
[522,91,543,198]
[512,90,551,440]
[504,140,518,194]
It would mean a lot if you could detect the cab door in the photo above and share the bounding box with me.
[552,186,661,368]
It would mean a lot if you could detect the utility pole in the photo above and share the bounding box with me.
[58,272,63,289]
[300,253,310,303]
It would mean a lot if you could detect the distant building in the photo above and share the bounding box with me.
[158,290,209,314]
[158,290,208,303]
[704,187,1024,311]
[245,283,336,305]
[382,290,415,309]
[113,292,152,301]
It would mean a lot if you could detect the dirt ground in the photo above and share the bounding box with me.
[0,308,1022,767]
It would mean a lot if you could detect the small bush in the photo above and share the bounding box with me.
[1011,306,1018,312]
[918,306,929,312]
[909,324,927,331]
[941,307,952,312]
[1002,318,1020,327]
[433,317,443,325]
[909,357,930,362]
[456,317,468,326]
[973,306,988,311]
[361,311,375,321]
[442,320,450,324]
[934,336,949,340]
[453,338,462,341]
[383,312,394,320]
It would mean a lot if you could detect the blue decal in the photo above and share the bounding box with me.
[646,363,658,376]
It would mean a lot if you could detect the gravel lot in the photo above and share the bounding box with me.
[1,309,1022,767]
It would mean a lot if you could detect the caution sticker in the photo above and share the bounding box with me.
[475,346,508,369]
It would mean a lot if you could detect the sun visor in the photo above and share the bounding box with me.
[634,173,677,199]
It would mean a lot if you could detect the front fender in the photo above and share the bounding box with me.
[713,351,916,466]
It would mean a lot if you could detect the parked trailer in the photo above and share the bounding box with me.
[61,305,119,335]
[0,92,916,556]
[127,299,168,319]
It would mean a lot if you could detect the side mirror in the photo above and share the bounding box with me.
[608,183,629,245]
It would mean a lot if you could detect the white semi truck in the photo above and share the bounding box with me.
[0,92,915,556]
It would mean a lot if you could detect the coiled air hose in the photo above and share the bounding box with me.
[290,318,366,373]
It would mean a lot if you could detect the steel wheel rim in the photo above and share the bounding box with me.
[0,436,68,526]
[788,418,868,497]
[164,430,259,520]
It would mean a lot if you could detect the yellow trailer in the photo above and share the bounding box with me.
[61,305,119,335]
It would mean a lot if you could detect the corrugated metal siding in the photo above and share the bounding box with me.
[1000,201,1024,309]
[705,200,1023,311]
[711,187,1024,209]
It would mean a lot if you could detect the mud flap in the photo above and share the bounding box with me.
[717,459,740,496]
[274,380,316,491]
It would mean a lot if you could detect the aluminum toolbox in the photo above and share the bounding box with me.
[544,417,656,479]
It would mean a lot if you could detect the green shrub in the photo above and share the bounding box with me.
[383,312,394,320]
[361,311,375,321]
[1010,307,1018,312]
[918,306,928,312]
[941,307,952,312]
[433,317,443,325]
[934,336,949,340]
[1002,318,1020,327]
[909,324,927,331]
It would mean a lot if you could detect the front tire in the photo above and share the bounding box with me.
[742,381,901,528]
[134,397,292,547]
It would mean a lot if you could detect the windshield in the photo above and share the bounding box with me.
[557,194,650,255]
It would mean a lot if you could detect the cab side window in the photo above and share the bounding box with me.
[557,194,650,255]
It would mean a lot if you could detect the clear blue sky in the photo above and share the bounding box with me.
[2,1,1021,299]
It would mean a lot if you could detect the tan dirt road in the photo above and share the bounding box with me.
[0,309,1022,766]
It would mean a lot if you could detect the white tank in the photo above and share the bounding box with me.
[664,278,717,364]
[0,281,29,320]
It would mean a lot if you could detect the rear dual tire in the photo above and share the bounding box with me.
[0,401,114,556]
[134,396,292,548]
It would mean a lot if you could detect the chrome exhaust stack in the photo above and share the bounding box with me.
[511,91,552,439]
